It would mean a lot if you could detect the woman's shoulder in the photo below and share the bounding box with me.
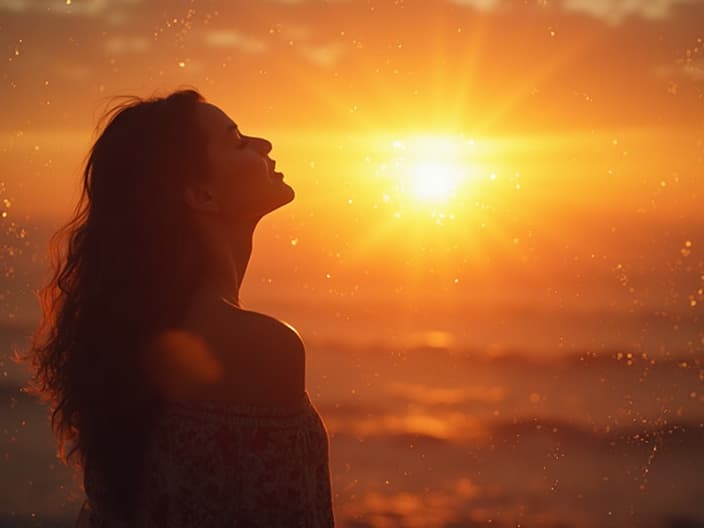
[178,304,306,406]
[229,308,306,399]
[234,308,304,346]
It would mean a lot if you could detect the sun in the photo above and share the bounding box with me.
[378,134,475,210]
[410,160,463,203]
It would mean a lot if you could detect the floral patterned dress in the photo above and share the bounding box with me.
[75,390,335,527]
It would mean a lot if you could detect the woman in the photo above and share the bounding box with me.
[24,88,335,526]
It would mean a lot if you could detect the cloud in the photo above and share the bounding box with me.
[203,29,268,54]
[0,0,141,17]
[450,0,698,24]
[450,0,502,10]
[268,22,344,66]
[562,0,696,24]
[0,0,28,12]
[103,35,149,54]
[299,42,345,67]
[276,23,311,42]
[51,62,91,81]
[681,59,704,81]
[654,58,704,82]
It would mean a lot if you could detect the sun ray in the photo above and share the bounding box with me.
[475,34,599,133]
[447,11,492,122]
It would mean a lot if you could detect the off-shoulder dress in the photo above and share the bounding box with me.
[75,390,335,527]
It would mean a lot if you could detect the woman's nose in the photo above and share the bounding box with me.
[249,136,272,156]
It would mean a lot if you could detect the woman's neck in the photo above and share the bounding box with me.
[203,216,258,305]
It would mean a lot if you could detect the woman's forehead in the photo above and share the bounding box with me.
[195,102,234,141]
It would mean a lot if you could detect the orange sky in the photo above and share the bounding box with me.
[2,6,704,524]
[1,0,702,352]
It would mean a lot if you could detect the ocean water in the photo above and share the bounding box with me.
[1,320,702,528]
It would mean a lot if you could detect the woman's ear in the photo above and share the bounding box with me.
[184,183,219,214]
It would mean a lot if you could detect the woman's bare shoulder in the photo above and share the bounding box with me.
[183,297,305,351]
[183,305,306,406]
[236,308,305,351]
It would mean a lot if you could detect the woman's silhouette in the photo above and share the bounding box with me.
[24,88,335,526]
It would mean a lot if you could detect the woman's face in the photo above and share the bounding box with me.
[190,102,294,221]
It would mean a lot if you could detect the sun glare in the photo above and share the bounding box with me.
[380,134,475,210]
[410,160,463,202]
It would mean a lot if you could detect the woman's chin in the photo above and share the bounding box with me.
[281,182,295,202]
[257,186,295,217]
[274,181,295,206]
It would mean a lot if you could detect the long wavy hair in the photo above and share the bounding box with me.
[22,87,221,519]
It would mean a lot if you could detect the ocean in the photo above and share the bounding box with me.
[1,319,702,527]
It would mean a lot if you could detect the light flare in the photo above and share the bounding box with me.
[409,160,464,202]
